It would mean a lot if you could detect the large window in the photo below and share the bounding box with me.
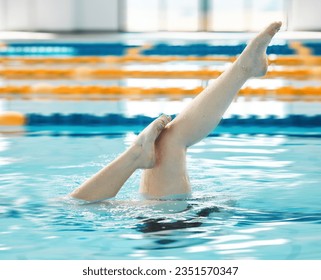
[125,0,159,31]
[250,0,285,30]
[124,0,286,32]
[164,0,200,31]
[125,0,200,31]
[209,0,248,31]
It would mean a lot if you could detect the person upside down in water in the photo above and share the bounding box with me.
[69,22,282,202]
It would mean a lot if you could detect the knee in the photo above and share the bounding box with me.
[155,123,186,152]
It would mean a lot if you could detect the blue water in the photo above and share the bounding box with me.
[0,127,321,260]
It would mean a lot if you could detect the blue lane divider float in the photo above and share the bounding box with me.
[303,42,321,55]
[26,113,321,127]
[0,42,296,57]
[142,44,295,56]
[1,43,139,56]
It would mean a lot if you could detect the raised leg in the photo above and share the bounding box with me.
[140,22,282,198]
[70,114,171,202]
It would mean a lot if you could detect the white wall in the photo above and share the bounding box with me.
[5,0,33,30]
[0,0,119,31]
[2,0,320,32]
[0,0,5,30]
[77,0,119,30]
[288,0,321,31]
[33,0,75,31]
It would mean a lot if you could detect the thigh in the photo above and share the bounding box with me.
[139,127,191,198]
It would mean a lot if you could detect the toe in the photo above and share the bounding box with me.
[155,114,171,132]
[253,21,282,48]
[267,21,282,36]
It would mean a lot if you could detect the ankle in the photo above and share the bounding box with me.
[128,142,143,162]
[128,141,156,169]
[236,50,268,78]
[234,58,254,79]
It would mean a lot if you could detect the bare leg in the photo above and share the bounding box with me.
[140,22,282,198]
[70,115,171,201]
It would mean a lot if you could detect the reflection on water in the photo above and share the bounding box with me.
[0,132,321,259]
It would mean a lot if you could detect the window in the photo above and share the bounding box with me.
[209,0,248,31]
[208,0,286,31]
[164,0,200,31]
[250,0,285,30]
[124,0,201,32]
[125,0,159,31]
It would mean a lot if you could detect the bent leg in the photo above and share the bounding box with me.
[70,114,171,202]
[140,22,282,198]
[140,138,190,198]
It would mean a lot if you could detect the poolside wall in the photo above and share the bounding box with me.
[1,0,321,32]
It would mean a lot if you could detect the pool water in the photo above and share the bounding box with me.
[0,126,321,260]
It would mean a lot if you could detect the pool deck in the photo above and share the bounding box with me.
[1,30,321,44]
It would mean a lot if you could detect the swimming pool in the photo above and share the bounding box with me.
[1,117,321,260]
[1,35,321,260]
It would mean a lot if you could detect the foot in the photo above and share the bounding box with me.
[237,21,282,77]
[130,114,171,169]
